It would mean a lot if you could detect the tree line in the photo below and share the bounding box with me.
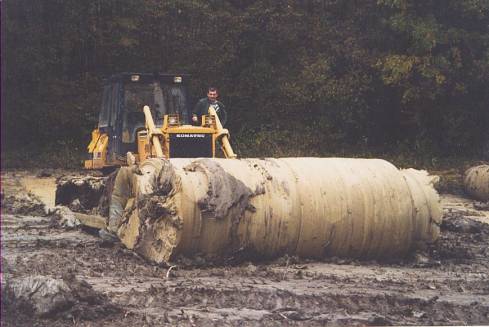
[3,0,489,163]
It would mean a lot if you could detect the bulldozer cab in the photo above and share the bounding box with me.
[98,73,190,160]
[85,72,236,170]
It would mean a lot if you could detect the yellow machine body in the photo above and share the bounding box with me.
[84,130,109,169]
[85,108,235,170]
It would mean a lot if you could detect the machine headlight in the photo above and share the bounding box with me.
[169,116,177,125]
[174,76,182,83]
[131,74,140,82]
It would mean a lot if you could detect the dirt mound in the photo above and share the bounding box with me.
[2,274,119,324]
[428,211,489,264]
[1,192,46,216]
[442,214,486,234]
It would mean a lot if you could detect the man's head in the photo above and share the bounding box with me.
[207,87,218,102]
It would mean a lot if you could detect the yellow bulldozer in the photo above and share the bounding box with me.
[84,73,236,171]
[56,72,442,265]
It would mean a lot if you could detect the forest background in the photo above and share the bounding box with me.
[2,0,489,168]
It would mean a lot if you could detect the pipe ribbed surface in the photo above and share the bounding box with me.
[113,158,441,264]
[464,165,489,201]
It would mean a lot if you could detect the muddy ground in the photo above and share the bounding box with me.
[1,170,489,326]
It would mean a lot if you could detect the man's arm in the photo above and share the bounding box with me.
[192,99,206,123]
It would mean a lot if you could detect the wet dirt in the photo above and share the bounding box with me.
[1,171,489,326]
[21,176,57,209]
[1,172,48,216]
[3,274,119,320]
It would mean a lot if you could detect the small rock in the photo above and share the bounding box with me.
[144,295,154,307]
[69,199,83,212]
[283,310,310,321]
[429,295,439,303]
[369,315,392,326]
[51,206,80,228]
[37,170,53,178]
[474,201,489,211]
[414,253,430,265]
[442,216,482,233]
[99,229,119,244]
[413,311,427,318]
[246,263,257,273]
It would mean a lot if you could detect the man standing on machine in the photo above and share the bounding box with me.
[192,87,227,126]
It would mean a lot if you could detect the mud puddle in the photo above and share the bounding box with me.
[1,171,489,326]
[1,170,61,216]
[20,176,57,209]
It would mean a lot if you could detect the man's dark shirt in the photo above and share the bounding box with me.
[193,98,227,125]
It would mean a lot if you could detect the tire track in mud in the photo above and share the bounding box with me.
[2,211,489,326]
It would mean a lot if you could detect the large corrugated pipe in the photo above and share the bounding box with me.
[113,158,441,264]
[464,165,489,201]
